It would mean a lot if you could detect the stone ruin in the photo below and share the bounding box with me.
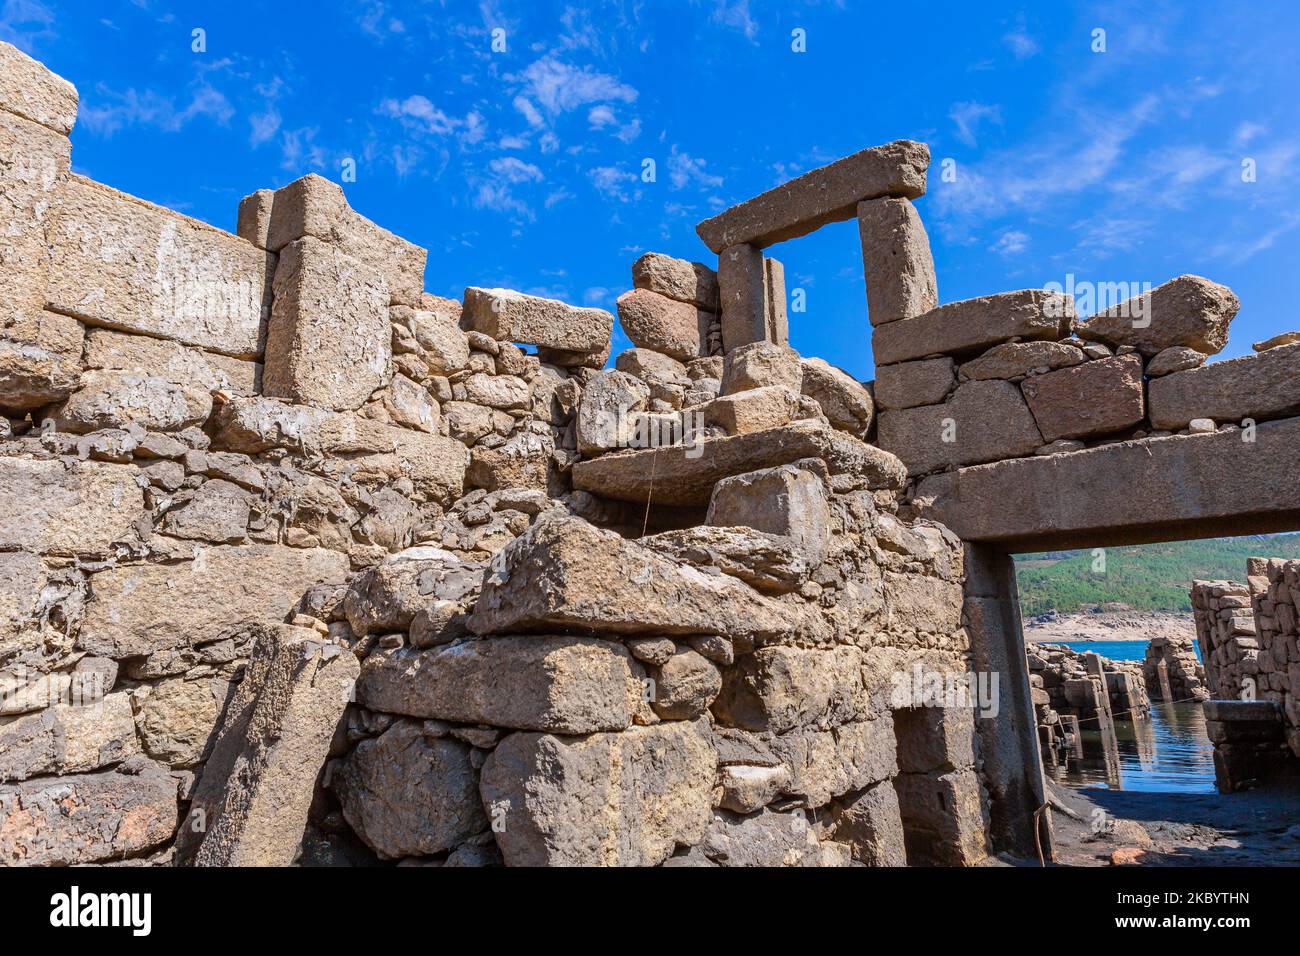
[1027,644,1149,774]
[1142,634,1208,704]
[1192,561,1300,792]
[4,42,1300,867]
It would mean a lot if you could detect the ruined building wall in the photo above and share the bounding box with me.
[1,43,997,867]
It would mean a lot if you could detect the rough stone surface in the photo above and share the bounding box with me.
[614,347,687,384]
[717,243,768,352]
[874,357,955,410]
[575,420,902,507]
[479,720,715,866]
[260,174,426,305]
[705,384,800,435]
[1076,275,1240,357]
[697,140,929,252]
[644,525,817,594]
[707,463,830,568]
[468,515,818,643]
[356,637,644,733]
[959,341,1085,381]
[721,341,802,394]
[133,676,235,768]
[79,546,349,658]
[0,458,143,556]
[877,380,1043,475]
[1254,331,1300,352]
[46,176,272,358]
[0,693,138,780]
[53,369,213,434]
[332,719,486,859]
[264,236,391,411]
[0,40,79,134]
[800,358,874,437]
[632,252,720,311]
[648,648,721,720]
[462,286,612,353]
[831,779,908,866]
[1021,354,1145,442]
[0,758,178,866]
[1148,343,1300,430]
[872,290,1075,366]
[84,328,259,396]
[712,645,868,733]
[856,196,937,326]
[176,625,358,866]
[576,369,649,455]
[615,288,708,362]
[1145,345,1206,378]
[0,111,68,324]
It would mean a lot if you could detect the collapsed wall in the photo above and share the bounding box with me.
[1,43,997,867]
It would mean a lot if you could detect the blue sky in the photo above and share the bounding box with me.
[5,0,1298,380]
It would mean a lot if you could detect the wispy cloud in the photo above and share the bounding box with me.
[712,0,757,41]
[0,0,55,52]
[667,145,722,191]
[949,101,1002,147]
[79,82,234,136]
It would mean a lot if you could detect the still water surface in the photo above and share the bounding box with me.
[1046,640,1216,794]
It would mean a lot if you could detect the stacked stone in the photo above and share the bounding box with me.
[1142,634,1209,702]
[1191,579,1259,701]
[304,446,985,867]
[1028,642,1149,722]
[1247,560,1300,751]
[875,275,1244,480]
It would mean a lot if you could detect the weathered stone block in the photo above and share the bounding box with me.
[53,369,213,434]
[0,458,144,557]
[649,648,721,720]
[0,110,69,323]
[47,176,273,358]
[463,287,612,353]
[576,368,649,454]
[857,196,937,326]
[713,645,869,733]
[704,384,800,435]
[84,328,259,396]
[0,311,83,411]
[615,288,708,362]
[831,779,908,866]
[895,769,989,865]
[632,252,720,311]
[1145,345,1205,378]
[260,174,427,306]
[133,675,235,768]
[0,40,78,134]
[1148,342,1300,430]
[467,515,820,644]
[480,720,715,866]
[763,256,789,346]
[0,757,177,865]
[894,705,977,773]
[722,341,802,394]
[572,420,906,505]
[697,140,929,252]
[264,236,391,411]
[79,546,349,658]
[356,637,644,733]
[708,462,830,567]
[643,525,817,594]
[872,290,1075,366]
[176,625,358,866]
[717,243,767,352]
[959,341,1085,382]
[876,379,1043,475]
[0,693,138,781]
[770,719,898,806]
[800,357,874,437]
[1021,353,1145,442]
[874,356,955,410]
[333,719,486,859]
[1077,274,1239,357]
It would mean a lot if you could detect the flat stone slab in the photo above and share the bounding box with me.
[0,458,144,557]
[0,39,78,135]
[1203,700,1281,722]
[571,420,905,506]
[462,286,612,353]
[696,140,928,252]
[872,290,1074,366]
[1148,342,1300,430]
[915,417,1300,549]
[47,176,273,358]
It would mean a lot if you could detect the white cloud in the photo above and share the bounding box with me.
[712,0,757,41]
[490,156,543,183]
[949,101,1002,148]
[79,82,234,137]
[0,0,55,51]
[588,105,615,129]
[515,56,636,120]
[1002,25,1039,58]
[513,95,545,128]
[990,230,1028,255]
[590,165,637,201]
[249,107,281,146]
[380,94,459,134]
[667,146,723,191]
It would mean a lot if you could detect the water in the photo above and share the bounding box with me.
[1045,640,1216,794]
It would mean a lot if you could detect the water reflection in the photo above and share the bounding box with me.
[1048,701,1216,793]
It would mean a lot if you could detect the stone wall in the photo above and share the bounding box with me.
[1142,634,1208,703]
[0,43,998,867]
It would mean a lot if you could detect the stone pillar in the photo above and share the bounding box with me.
[718,243,766,352]
[763,256,789,346]
[962,544,1052,859]
[856,196,938,327]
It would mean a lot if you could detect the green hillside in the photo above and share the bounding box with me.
[1013,534,1300,616]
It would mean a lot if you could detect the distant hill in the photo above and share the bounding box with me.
[1013,535,1300,615]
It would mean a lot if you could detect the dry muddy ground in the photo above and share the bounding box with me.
[1034,779,1300,867]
